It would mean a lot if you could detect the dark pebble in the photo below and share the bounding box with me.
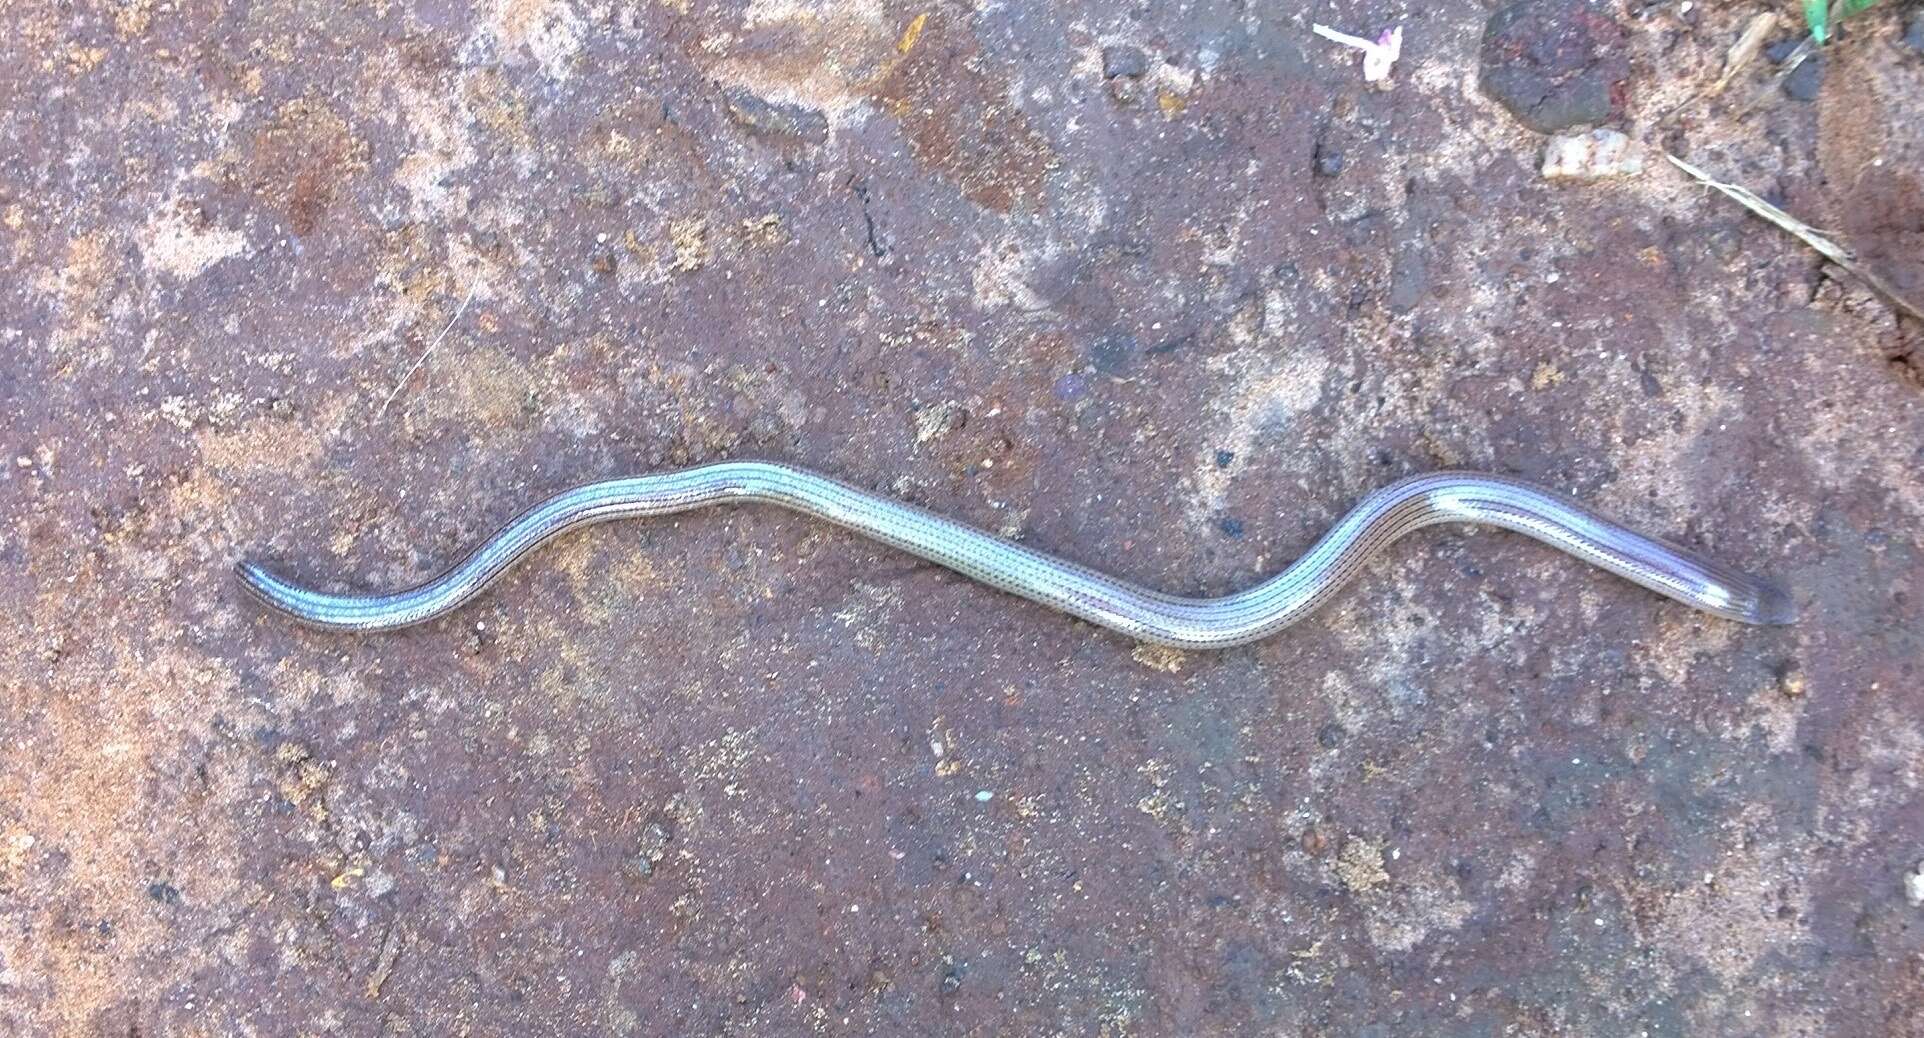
[1317,723,1346,748]
[1213,449,1235,469]
[1219,517,1244,537]
[147,882,182,905]
[1313,144,1344,178]
[1907,14,1924,52]
[939,967,963,995]
[1102,45,1148,79]
[1477,0,1628,133]
[1764,38,1799,63]
[1783,56,1822,102]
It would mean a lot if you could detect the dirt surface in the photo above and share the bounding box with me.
[4,1,1922,1034]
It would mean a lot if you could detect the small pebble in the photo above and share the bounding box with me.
[1907,14,1924,52]
[1765,38,1799,63]
[1213,449,1235,469]
[1219,517,1244,538]
[1313,144,1345,178]
[1906,863,1924,906]
[975,790,993,802]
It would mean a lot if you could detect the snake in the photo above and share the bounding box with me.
[234,462,1795,649]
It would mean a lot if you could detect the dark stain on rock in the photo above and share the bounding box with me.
[243,99,369,236]
[721,87,829,143]
[1089,331,1138,375]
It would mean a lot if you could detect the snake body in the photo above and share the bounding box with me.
[235,463,1795,648]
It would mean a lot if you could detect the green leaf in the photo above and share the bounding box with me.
[1838,0,1880,18]
[1805,0,1830,43]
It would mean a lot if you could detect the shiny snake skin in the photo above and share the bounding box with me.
[235,463,1796,648]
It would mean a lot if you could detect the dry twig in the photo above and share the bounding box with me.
[1665,152,1924,322]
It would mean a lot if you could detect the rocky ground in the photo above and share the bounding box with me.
[3,0,1922,1034]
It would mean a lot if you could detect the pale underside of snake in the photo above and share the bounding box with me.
[234,462,1796,649]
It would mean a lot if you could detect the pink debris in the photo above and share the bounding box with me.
[1312,24,1403,83]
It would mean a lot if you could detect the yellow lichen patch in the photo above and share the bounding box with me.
[114,0,156,37]
[1530,362,1566,390]
[741,213,785,247]
[65,46,109,74]
[1334,836,1390,895]
[275,743,334,824]
[896,12,928,53]
[1131,643,1187,673]
[1156,90,1187,118]
[1134,759,1183,825]
[669,217,710,273]
[465,67,535,149]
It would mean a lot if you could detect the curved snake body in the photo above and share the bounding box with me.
[235,463,1795,648]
